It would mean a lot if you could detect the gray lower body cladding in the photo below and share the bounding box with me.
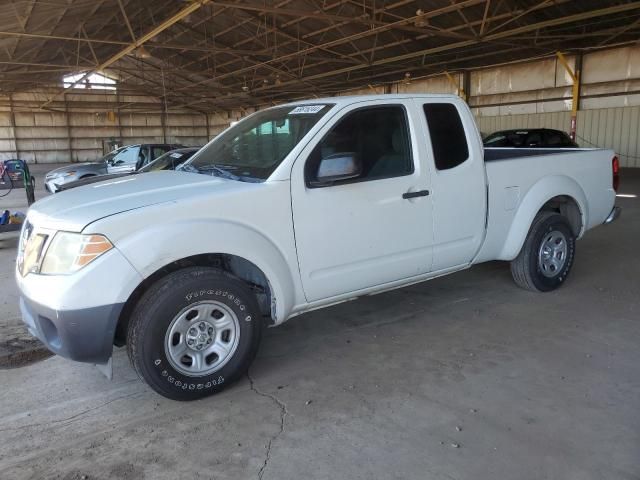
[20,295,124,364]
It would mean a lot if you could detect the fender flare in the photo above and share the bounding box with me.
[498,175,588,261]
[114,218,298,323]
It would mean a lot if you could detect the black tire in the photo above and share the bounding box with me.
[127,267,262,401]
[510,212,576,292]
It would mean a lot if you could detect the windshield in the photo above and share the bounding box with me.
[186,104,333,181]
[140,149,198,172]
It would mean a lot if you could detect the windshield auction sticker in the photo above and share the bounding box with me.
[289,105,325,115]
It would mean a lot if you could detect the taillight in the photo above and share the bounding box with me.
[612,156,620,192]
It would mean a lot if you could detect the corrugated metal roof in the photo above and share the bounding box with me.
[0,0,639,111]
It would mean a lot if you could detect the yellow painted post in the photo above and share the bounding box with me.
[445,71,467,102]
[556,51,580,142]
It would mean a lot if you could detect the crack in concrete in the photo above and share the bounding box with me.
[247,371,288,480]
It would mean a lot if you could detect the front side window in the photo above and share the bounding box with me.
[305,105,413,186]
[423,103,469,170]
[187,104,332,181]
[102,146,126,163]
[110,145,140,166]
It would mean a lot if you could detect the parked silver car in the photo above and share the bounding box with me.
[44,143,181,193]
[44,162,107,193]
[57,147,201,192]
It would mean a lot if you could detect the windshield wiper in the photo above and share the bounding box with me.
[197,164,241,181]
[178,163,200,174]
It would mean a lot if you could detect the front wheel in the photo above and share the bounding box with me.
[127,267,262,400]
[510,212,576,292]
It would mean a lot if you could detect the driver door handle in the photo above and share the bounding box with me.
[402,189,430,199]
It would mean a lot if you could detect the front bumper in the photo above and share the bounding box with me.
[44,178,62,193]
[604,206,621,224]
[45,175,80,193]
[20,295,124,363]
[16,247,143,365]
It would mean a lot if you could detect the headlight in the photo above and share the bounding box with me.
[40,232,113,275]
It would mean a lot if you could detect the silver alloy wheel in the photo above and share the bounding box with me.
[164,300,240,377]
[538,230,568,278]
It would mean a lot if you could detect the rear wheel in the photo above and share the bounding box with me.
[510,212,576,292]
[127,267,262,400]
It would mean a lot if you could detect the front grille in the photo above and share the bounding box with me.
[17,221,48,276]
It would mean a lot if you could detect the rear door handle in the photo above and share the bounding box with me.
[402,189,430,199]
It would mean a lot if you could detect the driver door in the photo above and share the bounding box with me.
[291,100,434,302]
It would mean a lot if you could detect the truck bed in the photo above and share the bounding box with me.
[484,147,583,162]
[475,147,616,264]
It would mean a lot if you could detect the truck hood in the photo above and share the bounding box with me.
[29,171,234,231]
[46,162,102,175]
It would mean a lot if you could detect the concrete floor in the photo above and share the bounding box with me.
[0,169,639,480]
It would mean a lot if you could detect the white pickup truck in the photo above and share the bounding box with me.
[16,94,620,400]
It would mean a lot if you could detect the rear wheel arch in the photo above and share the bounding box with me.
[499,176,588,260]
[538,195,583,237]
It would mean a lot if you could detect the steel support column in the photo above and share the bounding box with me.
[556,51,581,142]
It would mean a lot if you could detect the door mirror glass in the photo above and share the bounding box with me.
[313,152,361,185]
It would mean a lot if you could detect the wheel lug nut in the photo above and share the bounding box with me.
[199,323,206,331]
[187,339,194,346]
[208,328,213,334]
[197,345,203,350]
[189,328,197,335]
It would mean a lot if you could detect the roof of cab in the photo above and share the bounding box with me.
[279,93,461,108]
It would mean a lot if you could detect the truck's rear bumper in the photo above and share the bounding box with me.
[20,294,124,364]
[604,206,621,224]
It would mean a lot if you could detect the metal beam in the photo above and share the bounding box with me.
[209,1,389,25]
[170,0,486,93]
[117,0,137,43]
[39,0,212,109]
[179,2,640,108]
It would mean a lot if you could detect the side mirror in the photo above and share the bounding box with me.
[312,152,361,186]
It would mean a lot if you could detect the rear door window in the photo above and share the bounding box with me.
[423,103,469,170]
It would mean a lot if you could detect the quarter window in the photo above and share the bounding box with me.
[423,103,469,170]
[306,106,413,186]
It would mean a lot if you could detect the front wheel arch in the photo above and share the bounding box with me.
[114,254,273,347]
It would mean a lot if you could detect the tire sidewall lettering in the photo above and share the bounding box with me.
[154,286,249,392]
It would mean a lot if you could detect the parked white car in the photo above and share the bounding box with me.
[16,94,620,400]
